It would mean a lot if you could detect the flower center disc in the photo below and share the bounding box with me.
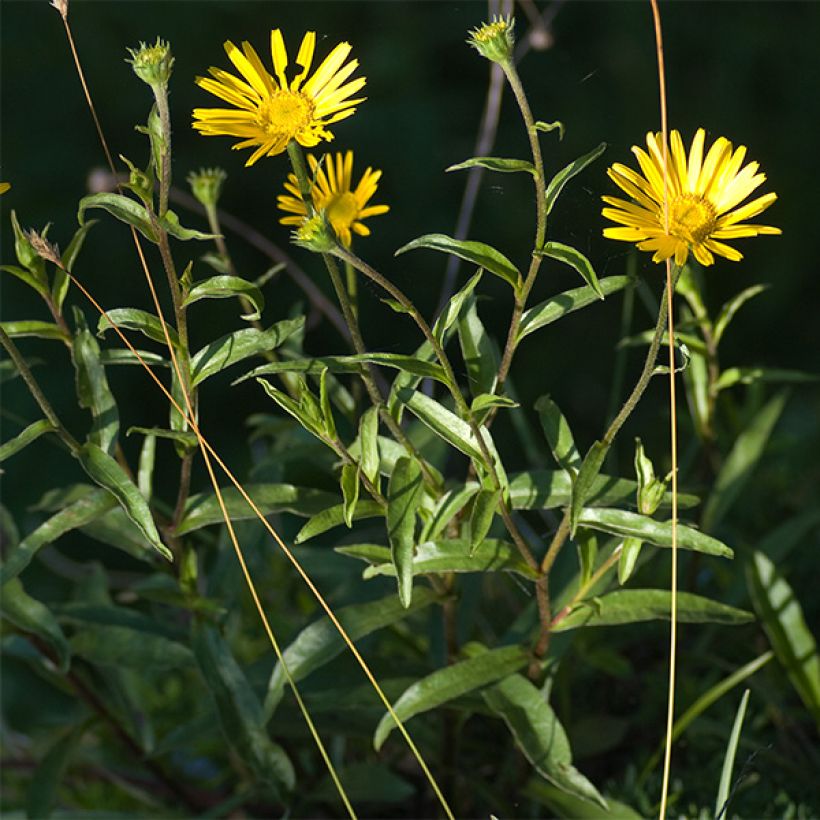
[326,192,359,228]
[669,193,717,244]
[258,91,313,137]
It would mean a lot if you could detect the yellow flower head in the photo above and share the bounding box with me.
[193,30,366,166]
[467,16,515,64]
[278,151,389,247]
[0,182,10,196]
[602,129,781,266]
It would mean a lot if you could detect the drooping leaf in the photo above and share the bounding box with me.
[458,295,499,397]
[0,419,57,463]
[182,275,265,321]
[0,320,70,342]
[78,442,171,561]
[263,588,439,717]
[194,625,295,795]
[535,242,604,299]
[295,500,384,544]
[747,551,820,724]
[578,507,733,557]
[396,233,521,291]
[387,457,424,607]
[78,192,157,241]
[533,120,565,140]
[535,395,582,473]
[518,276,631,342]
[0,489,116,586]
[553,589,753,632]
[191,317,303,386]
[0,577,71,672]
[544,142,607,217]
[483,673,605,807]
[374,645,530,749]
[176,483,339,535]
[446,156,536,176]
[97,308,180,348]
[703,390,788,531]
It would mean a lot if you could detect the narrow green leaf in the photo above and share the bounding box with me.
[356,537,538,581]
[714,367,818,392]
[137,432,156,500]
[617,538,643,585]
[536,242,604,299]
[570,441,609,535]
[374,645,529,749]
[263,589,439,718]
[194,625,295,795]
[713,284,768,345]
[483,673,605,807]
[126,426,198,449]
[533,120,565,140]
[0,489,116,586]
[545,142,607,217]
[458,295,499,397]
[553,589,753,632]
[579,507,733,557]
[575,529,598,588]
[703,390,788,530]
[470,488,500,555]
[160,209,219,242]
[396,233,521,290]
[446,156,536,176]
[518,276,630,342]
[0,265,50,299]
[257,378,325,439]
[471,393,518,416]
[341,464,360,528]
[295,500,384,544]
[10,210,47,284]
[78,192,157,241]
[715,689,751,820]
[433,268,482,345]
[72,308,119,455]
[396,388,482,460]
[97,308,180,347]
[747,551,820,724]
[683,343,711,439]
[98,348,167,367]
[176,483,339,535]
[387,457,424,607]
[535,395,582,473]
[0,419,56,463]
[191,317,303,386]
[0,577,71,671]
[318,367,336,439]
[359,406,380,485]
[182,275,265,321]
[0,320,69,342]
[54,220,98,312]
[78,442,172,561]
[70,623,193,669]
[420,484,479,541]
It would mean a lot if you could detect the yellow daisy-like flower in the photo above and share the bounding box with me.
[602,128,781,266]
[0,182,10,195]
[277,151,389,247]
[193,30,366,166]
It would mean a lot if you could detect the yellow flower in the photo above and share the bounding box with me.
[0,182,10,195]
[278,151,389,247]
[602,129,780,266]
[193,30,366,166]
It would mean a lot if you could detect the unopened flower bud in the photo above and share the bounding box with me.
[293,213,337,254]
[467,16,515,65]
[127,38,174,88]
[187,167,227,209]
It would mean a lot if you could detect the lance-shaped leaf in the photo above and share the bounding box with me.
[535,395,582,473]
[446,156,536,176]
[553,589,753,632]
[359,406,380,485]
[99,348,167,368]
[0,489,116,586]
[191,317,303,386]
[483,673,605,807]
[341,464,360,528]
[433,268,482,345]
[396,388,481,460]
[78,193,158,241]
[396,233,521,290]
[747,551,820,724]
[159,209,219,242]
[295,500,384,544]
[126,426,198,450]
[570,441,609,535]
[713,284,768,345]
[8,210,47,293]
[458,295,499,397]
[0,419,57,463]
[0,578,70,672]
[263,588,439,717]
[182,275,265,321]
[421,484,479,541]
[194,625,295,795]
[703,390,788,531]
[69,622,194,669]
[617,537,643,585]
[535,242,604,299]
[518,276,631,342]
[714,367,818,392]
[176,483,338,535]
[78,443,171,560]
[374,645,530,749]
[470,488,500,555]
[387,457,424,607]
[545,142,607,217]
[578,507,733,557]
[0,320,70,342]
[53,220,98,312]
[72,309,119,455]
[97,308,180,348]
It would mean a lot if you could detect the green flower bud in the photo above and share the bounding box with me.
[293,213,337,254]
[634,438,667,516]
[127,38,174,88]
[187,167,227,209]
[467,16,515,65]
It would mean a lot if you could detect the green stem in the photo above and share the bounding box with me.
[0,326,80,453]
[152,85,172,218]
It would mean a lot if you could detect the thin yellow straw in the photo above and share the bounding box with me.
[55,7,452,817]
[647,1,679,817]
